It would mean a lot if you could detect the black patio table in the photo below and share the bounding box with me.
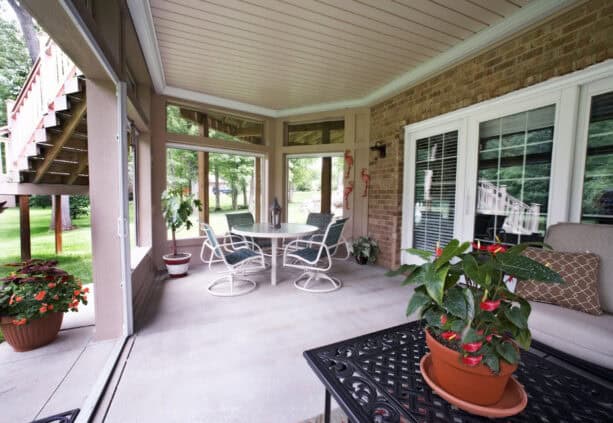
[303,320,613,423]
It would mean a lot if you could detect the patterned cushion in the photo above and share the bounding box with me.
[516,248,602,315]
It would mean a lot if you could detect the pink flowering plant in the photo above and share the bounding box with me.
[0,260,88,326]
[388,240,564,373]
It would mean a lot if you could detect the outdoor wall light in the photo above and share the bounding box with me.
[370,141,387,159]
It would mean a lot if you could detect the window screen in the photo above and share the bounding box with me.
[413,131,458,252]
[475,105,555,245]
[286,121,344,146]
[581,91,613,225]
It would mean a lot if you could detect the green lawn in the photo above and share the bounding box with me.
[0,207,93,283]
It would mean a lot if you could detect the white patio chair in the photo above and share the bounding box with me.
[199,223,265,297]
[282,218,349,293]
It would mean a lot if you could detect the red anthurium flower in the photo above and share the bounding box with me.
[441,331,458,341]
[471,241,488,251]
[435,246,443,257]
[440,314,448,325]
[462,342,483,352]
[74,289,81,296]
[487,244,507,254]
[479,299,501,312]
[485,334,493,342]
[462,355,483,366]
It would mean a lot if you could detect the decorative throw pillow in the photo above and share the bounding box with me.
[516,248,602,315]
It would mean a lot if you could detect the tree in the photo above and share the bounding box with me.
[166,148,198,193]
[6,0,39,63]
[0,12,30,125]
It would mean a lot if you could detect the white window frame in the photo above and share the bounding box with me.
[570,76,613,221]
[401,60,613,265]
[402,120,467,264]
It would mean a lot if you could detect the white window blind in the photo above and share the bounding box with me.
[581,91,613,225]
[413,131,458,252]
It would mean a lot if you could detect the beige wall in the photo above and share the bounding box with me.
[368,0,613,269]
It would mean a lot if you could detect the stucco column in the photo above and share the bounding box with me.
[86,79,124,340]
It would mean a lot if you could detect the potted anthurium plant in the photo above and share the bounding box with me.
[351,236,379,265]
[389,240,563,408]
[161,188,203,277]
[0,260,88,352]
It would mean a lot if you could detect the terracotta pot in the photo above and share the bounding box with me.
[425,328,518,406]
[0,312,64,352]
[163,252,192,278]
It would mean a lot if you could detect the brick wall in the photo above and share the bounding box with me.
[369,0,613,269]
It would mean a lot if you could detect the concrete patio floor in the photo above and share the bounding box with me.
[0,287,113,423]
[103,260,412,422]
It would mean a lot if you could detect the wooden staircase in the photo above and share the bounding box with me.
[1,38,88,189]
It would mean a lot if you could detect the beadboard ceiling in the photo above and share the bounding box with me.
[129,0,576,116]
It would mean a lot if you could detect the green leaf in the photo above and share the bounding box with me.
[423,264,448,305]
[463,288,476,321]
[504,306,527,329]
[406,291,432,316]
[483,353,500,374]
[434,239,458,267]
[386,264,417,277]
[516,329,532,350]
[496,342,519,364]
[423,308,444,328]
[404,248,433,261]
[444,287,467,319]
[450,319,466,333]
[495,253,564,283]
[462,254,481,284]
[401,267,424,286]
[462,327,480,343]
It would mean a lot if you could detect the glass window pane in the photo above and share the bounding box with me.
[413,131,458,253]
[581,91,613,224]
[207,110,264,145]
[475,105,555,245]
[286,121,344,146]
[166,105,201,136]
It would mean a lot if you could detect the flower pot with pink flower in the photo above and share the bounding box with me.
[0,259,88,352]
[387,240,564,416]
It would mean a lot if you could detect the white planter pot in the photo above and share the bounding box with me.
[163,253,192,278]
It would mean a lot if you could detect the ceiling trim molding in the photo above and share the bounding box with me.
[127,0,166,93]
[129,0,577,118]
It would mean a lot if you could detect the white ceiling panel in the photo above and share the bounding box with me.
[129,0,575,115]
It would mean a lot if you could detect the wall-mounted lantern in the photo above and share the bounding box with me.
[370,141,387,159]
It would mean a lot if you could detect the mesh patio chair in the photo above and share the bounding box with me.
[199,223,264,296]
[282,217,349,293]
[225,212,272,253]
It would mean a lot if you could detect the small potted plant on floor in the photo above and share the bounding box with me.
[0,259,89,352]
[161,188,203,277]
[388,240,563,411]
[351,236,379,265]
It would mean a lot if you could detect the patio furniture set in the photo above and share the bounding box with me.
[199,212,350,296]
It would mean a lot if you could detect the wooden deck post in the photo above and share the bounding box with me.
[19,195,31,261]
[321,157,332,213]
[54,194,63,254]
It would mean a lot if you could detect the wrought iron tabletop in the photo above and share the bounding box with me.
[304,321,613,423]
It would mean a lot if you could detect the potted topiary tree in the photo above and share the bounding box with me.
[161,188,202,277]
[0,259,89,352]
[388,240,563,413]
[350,236,379,265]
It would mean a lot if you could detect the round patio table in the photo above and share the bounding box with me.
[231,223,318,286]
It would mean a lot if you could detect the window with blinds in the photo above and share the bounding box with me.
[581,91,613,225]
[474,105,555,245]
[413,131,458,252]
